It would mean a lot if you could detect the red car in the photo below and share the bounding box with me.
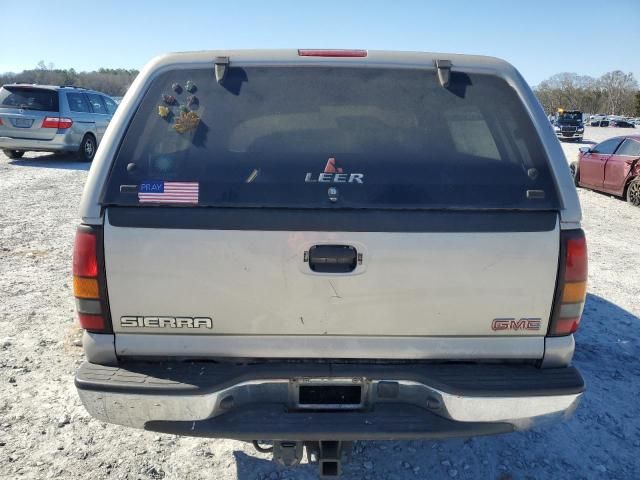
[571,134,640,206]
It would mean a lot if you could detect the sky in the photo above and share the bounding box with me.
[1,0,638,86]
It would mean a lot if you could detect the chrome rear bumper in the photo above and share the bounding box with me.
[76,361,583,440]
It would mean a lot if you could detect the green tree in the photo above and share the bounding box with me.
[0,64,138,96]
[534,71,638,115]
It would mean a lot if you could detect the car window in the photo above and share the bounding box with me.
[87,93,108,114]
[67,92,91,113]
[103,67,560,210]
[103,96,117,115]
[615,139,640,157]
[0,86,59,112]
[592,138,623,155]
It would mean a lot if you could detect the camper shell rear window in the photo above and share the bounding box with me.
[102,66,560,210]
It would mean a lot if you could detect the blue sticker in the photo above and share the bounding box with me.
[139,180,164,193]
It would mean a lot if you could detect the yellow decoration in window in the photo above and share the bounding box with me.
[174,111,200,134]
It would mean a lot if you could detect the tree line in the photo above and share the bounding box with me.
[1,62,639,116]
[0,61,138,97]
[534,70,639,117]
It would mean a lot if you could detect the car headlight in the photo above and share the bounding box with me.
[578,127,584,132]
[553,126,560,131]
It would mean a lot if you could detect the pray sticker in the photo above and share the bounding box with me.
[138,180,199,204]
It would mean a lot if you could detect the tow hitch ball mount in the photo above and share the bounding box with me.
[269,440,353,478]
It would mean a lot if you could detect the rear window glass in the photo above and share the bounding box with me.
[0,86,59,112]
[615,139,640,157]
[103,67,559,210]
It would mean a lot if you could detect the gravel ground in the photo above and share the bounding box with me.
[1,126,639,480]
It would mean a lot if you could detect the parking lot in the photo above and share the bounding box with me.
[1,126,639,479]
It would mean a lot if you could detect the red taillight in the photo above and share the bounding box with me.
[78,313,105,331]
[41,117,57,128]
[42,116,73,129]
[0,118,3,125]
[564,235,588,281]
[73,227,108,332]
[549,230,588,336]
[298,49,367,57]
[73,231,98,277]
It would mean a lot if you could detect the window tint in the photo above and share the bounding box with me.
[103,96,117,114]
[615,139,640,156]
[592,138,622,154]
[87,93,107,114]
[67,92,91,113]
[103,67,559,210]
[444,106,501,160]
[0,86,59,112]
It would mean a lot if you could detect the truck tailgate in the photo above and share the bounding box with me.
[104,209,559,345]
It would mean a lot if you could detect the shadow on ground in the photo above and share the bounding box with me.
[573,293,640,372]
[235,450,319,480]
[9,153,90,171]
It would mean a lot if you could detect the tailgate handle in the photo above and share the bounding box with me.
[307,245,358,273]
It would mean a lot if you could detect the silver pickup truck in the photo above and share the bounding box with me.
[74,50,587,477]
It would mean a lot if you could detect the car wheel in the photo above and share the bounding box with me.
[569,162,580,187]
[626,179,640,207]
[2,149,25,159]
[78,135,97,162]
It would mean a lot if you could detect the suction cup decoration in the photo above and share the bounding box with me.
[157,81,201,134]
[187,95,199,110]
[162,94,177,105]
[174,111,200,134]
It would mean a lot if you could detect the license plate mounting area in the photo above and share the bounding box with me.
[290,377,366,411]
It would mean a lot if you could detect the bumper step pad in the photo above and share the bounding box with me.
[76,361,584,397]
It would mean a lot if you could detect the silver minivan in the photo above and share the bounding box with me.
[0,84,118,161]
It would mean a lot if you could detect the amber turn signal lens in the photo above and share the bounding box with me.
[73,276,100,299]
[561,281,587,304]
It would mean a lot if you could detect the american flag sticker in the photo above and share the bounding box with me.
[138,180,199,204]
